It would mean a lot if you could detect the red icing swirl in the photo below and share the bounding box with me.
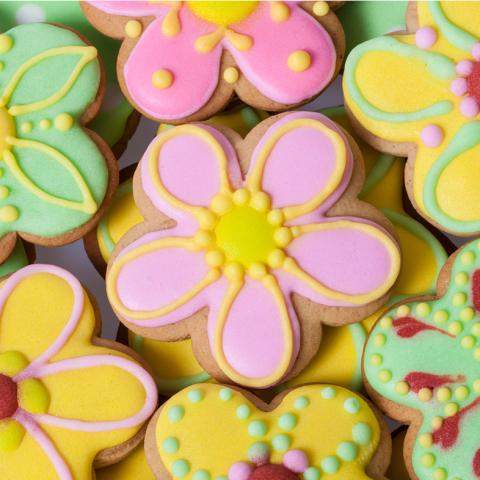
[472,269,480,312]
[249,465,299,480]
[393,317,452,338]
[473,448,480,478]
[404,372,464,393]
[0,374,18,419]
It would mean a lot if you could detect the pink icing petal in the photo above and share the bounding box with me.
[229,462,254,480]
[283,450,309,473]
[14,410,73,480]
[457,60,474,76]
[227,3,336,104]
[208,277,300,385]
[421,124,444,148]
[286,219,397,306]
[450,77,468,96]
[460,96,480,118]
[87,0,163,15]
[472,42,480,61]
[415,27,437,49]
[247,112,352,215]
[124,11,222,120]
[32,355,157,431]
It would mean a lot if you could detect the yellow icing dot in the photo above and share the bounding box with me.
[274,227,293,247]
[206,249,225,268]
[444,402,459,416]
[474,379,480,392]
[460,307,475,321]
[232,188,250,206]
[421,453,436,467]
[0,420,25,452]
[270,1,290,22]
[416,302,431,317]
[0,34,13,54]
[380,316,393,329]
[250,191,271,212]
[267,209,284,226]
[461,335,475,349]
[448,321,463,335]
[455,272,469,286]
[198,209,217,229]
[474,347,480,361]
[18,378,50,414]
[452,292,467,306]
[267,249,286,269]
[0,206,18,222]
[187,1,258,26]
[20,122,32,133]
[374,334,386,346]
[287,50,312,72]
[152,69,174,89]
[431,416,443,429]
[378,370,392,383]
[434,310,449,323]
[418,388,433,402]
[396,305,410,317]
[0,351,28,376]
[0,186,9,200]
[211,195,233,215]
[419,433,433,448]
[291,226,301,237]
[370,353,383,366]
[313,1,330,16]
[54,113,74,131]
[194,230,215,248]
[473,323,480,336]
[0,107,15,156]
[461,251,475,265]
[224,262,244,281]
[223,67,239,84]
[454,385,469,401]
[433,468,447,480]
[436,387,451,403]
[125,20,142,38]
[39,119,51,130]
[248,262,267,279]
[395,381,410,395]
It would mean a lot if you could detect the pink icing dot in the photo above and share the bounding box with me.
[450,77,468,96]
[472,42,480,61]
[460,96,480,118]
[457,60,474,76]
[229,462,254,480]
[420,124,444,148]
[283,450,309,474]
[415,27,437,49]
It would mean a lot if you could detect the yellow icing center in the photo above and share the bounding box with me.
[215,205,276,267]
[187,1,258,26]
[0,106,14,157]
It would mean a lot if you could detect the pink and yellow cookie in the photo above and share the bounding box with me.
[0,264,157,479]
[82,1,345,123]
[145,383,391,479]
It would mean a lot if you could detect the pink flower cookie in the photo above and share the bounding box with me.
[0,264,157,479]
[82,1,344,123]
[106,111,401,389]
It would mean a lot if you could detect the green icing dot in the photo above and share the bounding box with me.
[162,437,179,454]
[337,441,358,461]
[321,456,340,474]
[248,420,268,438]
[321,387,336,399]
[237,404,251,420]
[168,405,185,423]
[294,396,310,409]
[344,397,361,414]
[172,459,190,478]
[248,442,270,462]
[188,388,204,403]
[272,434,291,452]
[193,470,211,480]
[304,467,321,480]
[352,422,372,445]
[278,413,297,431]
[219,388,233,401]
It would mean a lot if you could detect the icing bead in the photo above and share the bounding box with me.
[194,230,215,248]
[0,420,25,452]
[237,404,251,420]
[223,67,239,84]
[54,113,74,131]
[250,192,271,212]
[431,416,443,429]
[436,387,451,402]
[474,379,480,392]
[267,249,286,269]
[20,122,32,133]
[267,209,284,226]
[396,305,410,316]
[320,456,340,474]
[270,2,290,23]
[352,423,372,444]
[278,413,297,431]
[248,420,268,438]
[434,310,449,323]
[274,227,293,247]
[461,251,475,265]
[456,60,474,76]
[313,1,330,17]
[163,437,180,454]
[0,34,13,53]
[287,50,312,72]
[248,442,270,462]
[224,262,244,281]
[172,459,190,478]
[461,335,475,348]
[454,385,469,400]
[416,303,431,317]
[248,262,267,279]
[395,381,410,395]
[232,188,250,206]
[447,321,463,335]
[304,467,321,480]
[125,20,142,38]
[193,470,211,480]
[472,42,480,61]
[433,468,447,480]
[272,433,291,451]
[370,354,383,366]
[415,27,437,49]
[380,316,393,329]
[421,453,436,467]
[18,378,50,414]
[206,250,225,268]
[229,462,253,480]
[418,388,433,402]
[378,370,392,383]
[39,118,51,130]
[421,125,443,148]
[219,388,233,401]
[152,69,174,89]
[283,450,309,473]
[294,396,309,409]
[444,402,459,416]
[337,441,358,461]
[460,96,479,118]
[451,77,467,96]
[321,387,336,399]
[344,398,360,414]
[419,433,433,448]
[374,334,386,346]
[0,206,18,222]
[187,388,204,403]
[0,186,9,200]
[452,293,467,306]
[168,405,185,423]
[474,347,480,360]
[460,307,474,321]
[473,323,480,335]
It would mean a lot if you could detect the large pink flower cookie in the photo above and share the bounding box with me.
[82,1,344,123]
[105,112,401,389]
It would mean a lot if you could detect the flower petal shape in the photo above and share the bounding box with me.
[123,11,222,120]
[284,219,400,306]
[229,2,336,104]
[246,112,352,220]
[208,276,299,388]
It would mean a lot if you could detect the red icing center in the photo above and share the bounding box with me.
[0,374,18,419]
[473,449,480,478]
[393,317,452,338]
[404,372,464,393]
[467,62,480,105]
[472,269,480,312]
[249,465,299,480]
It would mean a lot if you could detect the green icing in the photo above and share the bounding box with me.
[428,0,479,52]
[352,422,372,445]
[168,405,185,423]
[337,441,358,461]
[248,420,267,438]
[272,434,291,452]
[423,121,480,234]
[294,396,309,409]
[187,388,204,403]
[338,0,408,56]
[320,456,340,474]
[172,459,190,478]
[0,240,28,277]
[236,404,251,420]
[364,239,480,480]
[0,1,134,146]
[345,36,455,123]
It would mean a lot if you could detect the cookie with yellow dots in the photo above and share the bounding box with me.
[105,111,401,390]
[145,383,391,480]
[364,238,480,480]
[82,1,345,124]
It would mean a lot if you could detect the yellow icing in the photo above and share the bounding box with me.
[287,50,312,72]
[223,66,239,84]
[0,205,18,222]
[152,69,174,90]
[270,2,290,22]
[54,113,74,132]
[0,351,28,377]
[125,20,142,38]
[0,34,13,54]
[186,1,258,27]
[18,378,50,414]
[0,106,15,157]
[313,1,330,17]
[0,420,25,452]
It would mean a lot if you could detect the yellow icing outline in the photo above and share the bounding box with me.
[0,46,97,116]
[148,125,232,220]
[282,221,401,304]
[212,274,293,387]
[107,237,221,320]
[4,137,97,214]
[246,118,347,220]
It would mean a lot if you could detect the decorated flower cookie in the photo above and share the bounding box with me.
[344,1,480,235]
[0,1,138,154]
[105,111,401,389]
[0,22,117,262]
[145,384,390,480]
[0,264,157,479]
[82,1,345,123]
[363,239,480,480]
